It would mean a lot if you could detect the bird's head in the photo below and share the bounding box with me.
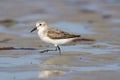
[30,20,47,33]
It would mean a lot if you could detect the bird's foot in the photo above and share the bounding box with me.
[39,47,62,56]
[39,49,55,53]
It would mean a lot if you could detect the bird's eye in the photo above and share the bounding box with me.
[39,24,42,26]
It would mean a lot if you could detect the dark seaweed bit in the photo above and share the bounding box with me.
[0,47,14,50]
[73,38,95,42]
[80,9,96,13]
[102,14,112,19]
[16,47,37,50]
[0,47,37,50]
[79,38,95,41]
[0,19,18,27]
[0,39,11,43]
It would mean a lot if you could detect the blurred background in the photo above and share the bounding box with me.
[0,0,120,80]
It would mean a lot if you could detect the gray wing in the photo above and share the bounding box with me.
[47,27,80,39]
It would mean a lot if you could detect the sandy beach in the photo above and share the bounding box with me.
[0,0,120,80]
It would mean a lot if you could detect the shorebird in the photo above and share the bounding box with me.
[30,20,80,55]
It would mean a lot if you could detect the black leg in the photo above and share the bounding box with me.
[57,46,61,55]
[55,46,58,51]
[40,45,61,55]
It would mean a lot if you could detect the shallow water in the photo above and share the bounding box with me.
[0,0,120,80]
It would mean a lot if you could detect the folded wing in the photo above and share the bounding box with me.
[47,27,80,39]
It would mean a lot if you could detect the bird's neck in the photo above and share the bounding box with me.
[38,27,47,34]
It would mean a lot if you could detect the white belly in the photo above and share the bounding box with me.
[42,36,74,45]
[38,30,74,45]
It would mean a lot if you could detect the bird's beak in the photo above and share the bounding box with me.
[30,27,37,33]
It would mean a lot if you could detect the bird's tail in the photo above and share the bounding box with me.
[63,38,95,45]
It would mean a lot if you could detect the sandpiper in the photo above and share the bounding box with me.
[30,20,80,55]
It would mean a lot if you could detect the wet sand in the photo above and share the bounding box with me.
[0,0,120,80]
